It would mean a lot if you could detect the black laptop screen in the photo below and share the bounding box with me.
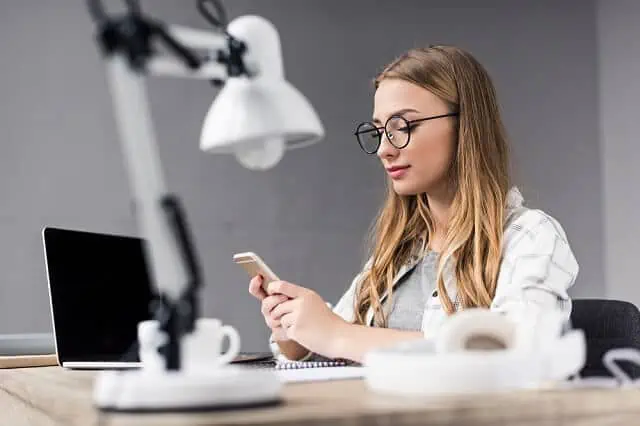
[43,227,153,363]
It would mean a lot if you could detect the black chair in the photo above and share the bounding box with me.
[570,298,640,378]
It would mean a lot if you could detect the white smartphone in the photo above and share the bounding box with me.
[233,251,280,293]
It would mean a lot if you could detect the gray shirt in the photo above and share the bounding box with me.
[386,251,439,331]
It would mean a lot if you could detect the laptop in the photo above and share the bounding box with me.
[42,227,153,369]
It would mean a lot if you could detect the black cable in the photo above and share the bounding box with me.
[197,0,228,30]
[154,23,201,69]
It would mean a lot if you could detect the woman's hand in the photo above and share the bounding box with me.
[248,275,289,341]
[267,280,349,358]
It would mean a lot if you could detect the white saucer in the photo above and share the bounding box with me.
[93,365,282,411]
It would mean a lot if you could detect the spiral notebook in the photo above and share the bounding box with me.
[240,357,363,383]
[274,359,350,370]
[276,361,363,383]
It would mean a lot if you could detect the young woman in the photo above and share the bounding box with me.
[249,45,578,363]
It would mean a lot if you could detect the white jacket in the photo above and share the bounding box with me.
[271,187,579,359]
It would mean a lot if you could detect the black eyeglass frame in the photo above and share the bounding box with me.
[354,112,459,154]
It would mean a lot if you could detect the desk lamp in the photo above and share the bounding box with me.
[86,0,324,411]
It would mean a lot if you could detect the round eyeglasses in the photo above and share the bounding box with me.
[354,112,459,154]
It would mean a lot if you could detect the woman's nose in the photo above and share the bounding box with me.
[376,132,399,160]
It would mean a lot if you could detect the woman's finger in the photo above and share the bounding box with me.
[249,275,267,300]
[266,316,281,329]
[280,312,294,330]
[261,294,289,318]
[270,299,296,322]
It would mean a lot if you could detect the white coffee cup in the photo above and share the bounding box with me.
[138,318,241,372]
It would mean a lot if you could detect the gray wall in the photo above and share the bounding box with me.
[0,0,603,351]
[598,0,640,306]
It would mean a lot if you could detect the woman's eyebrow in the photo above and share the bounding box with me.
[372,108,420,124]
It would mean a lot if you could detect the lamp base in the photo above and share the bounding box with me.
[93,365,282,412]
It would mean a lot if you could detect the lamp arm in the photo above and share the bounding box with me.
[106,54,192,370]
[91,1,252,370]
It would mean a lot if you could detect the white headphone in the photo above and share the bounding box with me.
[435,308,517,353]
[364,307,586,396]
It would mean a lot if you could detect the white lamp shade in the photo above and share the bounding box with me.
[199,76,324,154]
[267,79,325,149]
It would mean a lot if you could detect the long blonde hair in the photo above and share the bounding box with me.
[355,46,511,326]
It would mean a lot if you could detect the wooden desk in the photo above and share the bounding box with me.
[1,367,640,426]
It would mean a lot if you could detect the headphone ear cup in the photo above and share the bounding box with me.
[435,308,515,354]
